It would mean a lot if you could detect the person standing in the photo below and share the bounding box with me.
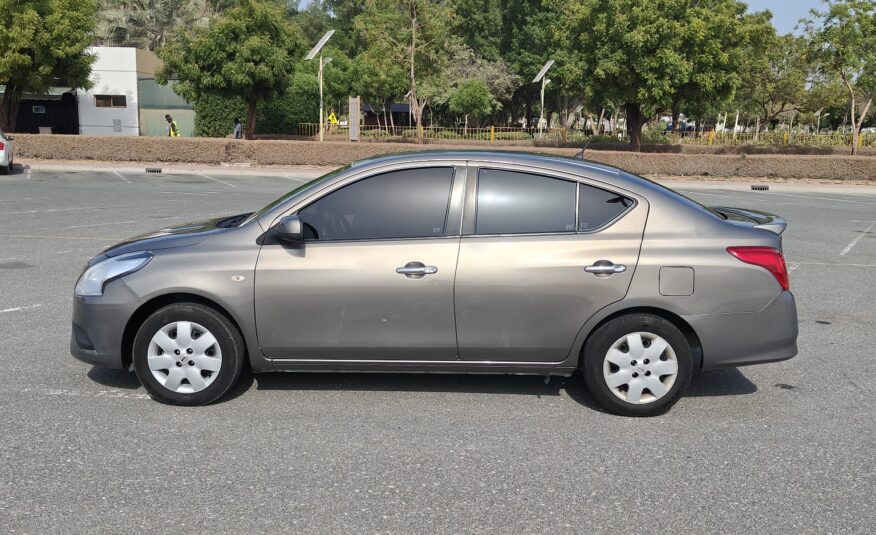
[165,115,180,137]
[233,117,242,139]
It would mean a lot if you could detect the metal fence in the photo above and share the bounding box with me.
[298,123,876,148]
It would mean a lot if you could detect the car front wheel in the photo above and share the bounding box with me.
[583,313,692,416]
[132,302,245,405]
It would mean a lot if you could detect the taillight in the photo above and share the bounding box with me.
[727,246,790,291]
[0,142,4,151]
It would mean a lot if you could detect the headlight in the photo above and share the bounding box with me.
[74,251,153,296]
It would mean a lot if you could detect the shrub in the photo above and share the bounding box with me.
[193,94,248,137]
[193,72,320,137]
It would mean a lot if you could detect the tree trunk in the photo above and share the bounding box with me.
[245,100,257,140]
[0,84,21,133]
[671,103,681,134]
[624,103,645,151]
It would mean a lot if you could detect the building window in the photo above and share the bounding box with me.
[32,105,46,114]
[95,95,127,108]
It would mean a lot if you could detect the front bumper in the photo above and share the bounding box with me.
[70,280,141,369]
[685,291,798,370]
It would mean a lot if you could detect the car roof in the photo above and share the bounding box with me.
[347,150,672,195]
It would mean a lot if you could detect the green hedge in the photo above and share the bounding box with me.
[192,72,320,137]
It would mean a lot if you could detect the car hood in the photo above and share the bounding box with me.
[102,213,250,258]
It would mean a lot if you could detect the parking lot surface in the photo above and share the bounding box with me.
[1,167,874,533]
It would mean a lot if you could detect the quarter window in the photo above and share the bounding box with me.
[299,167,454,241]
[475,169,576,235]
[578,184,634,231]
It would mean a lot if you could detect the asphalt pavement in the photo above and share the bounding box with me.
[0,165,874,533]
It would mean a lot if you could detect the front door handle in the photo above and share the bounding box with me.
[396,262,438,278]
[584,261,627,275]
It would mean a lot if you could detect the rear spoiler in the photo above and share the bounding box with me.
[711,206,787,235]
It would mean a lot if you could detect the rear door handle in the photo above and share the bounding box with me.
[584,261,627,275]
[396,262,438,278]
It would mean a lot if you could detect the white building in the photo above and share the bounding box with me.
[77,47,193,137]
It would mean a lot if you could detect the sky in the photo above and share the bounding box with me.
[745,0,824,34]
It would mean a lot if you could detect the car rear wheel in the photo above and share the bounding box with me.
[583,313,692,416]
[0,164,8,175]
[132,303,245,405]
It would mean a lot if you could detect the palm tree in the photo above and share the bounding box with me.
[98,0,212,50]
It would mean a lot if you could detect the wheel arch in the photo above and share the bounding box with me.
[121,292,249,370]
[575,306,703,371]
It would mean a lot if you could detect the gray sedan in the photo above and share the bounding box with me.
[70,151,797,416]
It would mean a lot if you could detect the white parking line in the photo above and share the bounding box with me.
[197,172,236,188]
[0,234,112,241]
[113,171,132,184]
[160,191,217,196]
[4,207,89,215]
[759,191,876,206]
[25,168,32,180]
[0,304,43,314]
[839,221,876,256]
[66,220,137,229]
[791,261,876,268]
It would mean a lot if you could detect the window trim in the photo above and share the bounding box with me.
[294,165,462,244]
[94,95,127,108]
[464,165,637,238]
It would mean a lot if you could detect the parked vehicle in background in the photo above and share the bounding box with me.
[69,151,798,416]
[0,130,13,174]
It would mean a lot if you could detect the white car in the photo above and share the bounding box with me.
[0,129,13,174]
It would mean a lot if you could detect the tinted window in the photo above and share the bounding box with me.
[578,184,633,231]
[299,167,454,241]
[476,169,576,235]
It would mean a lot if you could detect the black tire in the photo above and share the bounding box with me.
[132,302,245,405]
[0,165,8,175]
[582,313,692,417]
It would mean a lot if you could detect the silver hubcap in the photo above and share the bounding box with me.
[147,321,222,394]
[603,332,678,404]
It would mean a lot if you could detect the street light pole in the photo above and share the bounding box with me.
[532,59,554,135]
[305,30,335,142]
[318,51,324,142]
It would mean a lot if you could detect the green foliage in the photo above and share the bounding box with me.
[257,71,319,134]
[193,94,247,137]
[448,79,495,121]
[156,0,307,138]
[193,71,318,137]
[802,0,875,152]
[99,0,210,50]
[552,0,754,149]
[0,0,98,131]
[354,0,455,140]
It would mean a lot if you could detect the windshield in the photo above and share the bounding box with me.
[244,165,351,224]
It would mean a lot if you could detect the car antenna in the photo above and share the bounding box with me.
[575,139,592,160]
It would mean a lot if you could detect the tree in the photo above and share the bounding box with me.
[0,0,98,132]
[552,0,752,150]
[448,79,495,132]
[156,0,307,139]
[99,0,210,50]
[736,28,810,132]
[803,0,876,155]
[355,0,455,143]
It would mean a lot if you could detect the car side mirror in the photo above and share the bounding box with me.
[274,215,304,244]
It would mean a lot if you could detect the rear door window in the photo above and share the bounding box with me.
[475,169,576,235]
[299,167,454,241]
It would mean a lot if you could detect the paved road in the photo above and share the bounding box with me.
[0,167,874,533]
